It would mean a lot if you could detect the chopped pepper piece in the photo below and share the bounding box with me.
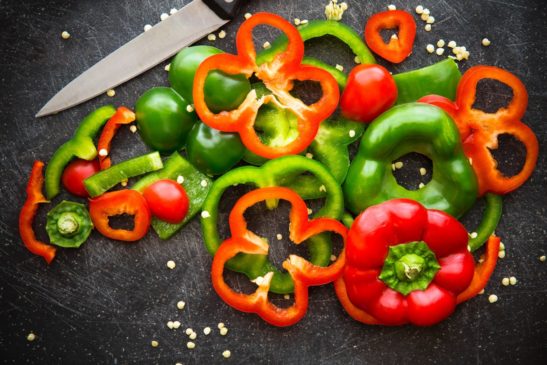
[97,106,136,170]
[46,201,93,248]
[211,187,347,327]
[468,194,503,252]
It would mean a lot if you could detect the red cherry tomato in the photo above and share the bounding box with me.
[143,180,189,224]
[340,64,398,123]
[61,159,100,197]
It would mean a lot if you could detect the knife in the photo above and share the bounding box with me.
[36,0,247,118]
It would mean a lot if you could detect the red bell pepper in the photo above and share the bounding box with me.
[419,66,539,195]
[364,10,416,64]
[97,106,136,170]
[19,161,57,263]
[211,187,347,327]
[339,199,484,326]
[89,189,151,241]
[193,13,339,159]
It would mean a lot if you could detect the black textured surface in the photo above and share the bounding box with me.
[1,0,547,364]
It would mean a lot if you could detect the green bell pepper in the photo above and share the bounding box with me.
[394,59,461,105]
[201,155,344,294]
[468,193,503,251]
[344,103,477,218]
[84,152,163,197]
[133,152,212,239]
[46,201,93,248]
[45,105,116,199]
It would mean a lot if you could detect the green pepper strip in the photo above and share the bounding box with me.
[201,155,344,294]
[45,105,116,199]
[468,193,503,252]
[45,201,93,248]
[84,152,163,197]
[133,152,212,240]
[393,59,461,105]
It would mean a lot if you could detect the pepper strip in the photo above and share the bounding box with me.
[211,187,347,327]
[19,161,56,263]
[97,107,136,170]
[45,105,116,199]
[193,13,339,159]
[457,235,501,304]
[468,194,503,252]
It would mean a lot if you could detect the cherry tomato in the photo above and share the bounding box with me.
[143,180,189,224]
[340,64,398,123]
[62,159,100,197]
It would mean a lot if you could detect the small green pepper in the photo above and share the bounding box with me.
[46,201,93,248]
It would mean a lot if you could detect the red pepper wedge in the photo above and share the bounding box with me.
[89,189,151,241]
[364,10,416,64]
[193,12,339,159]
[97,107,136,170]
[19,161,57,263]
[419,66,539,195]
[211,187,347,326]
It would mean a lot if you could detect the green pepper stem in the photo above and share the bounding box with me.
[56,212,80,236]
[394,254,425,281]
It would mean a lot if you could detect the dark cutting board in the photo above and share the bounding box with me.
[1,0,546,364]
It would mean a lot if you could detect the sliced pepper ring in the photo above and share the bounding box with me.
[211,186,347,327]
[193,12,339,159]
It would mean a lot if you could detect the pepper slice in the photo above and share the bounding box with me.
[89,189,151,242]
[97,106,136,170]
[45,201,93,248]
[193,12,339,159]
[19,161,56,263]
[364,10,416,64]
[211,187,347,327]
[201,155,344,294]
[468,193,503,252]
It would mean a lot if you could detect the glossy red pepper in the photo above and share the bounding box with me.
[419,66,539,195]
[193,12,339,159]
[97,106,136,170]
[364,10,416,64]
[89,189,151,241]
[211,187,347,326]
[19,161,57,263]
[339,199,479,326]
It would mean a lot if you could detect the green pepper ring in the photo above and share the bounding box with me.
[201,155,344,294]
[344,103,478,218]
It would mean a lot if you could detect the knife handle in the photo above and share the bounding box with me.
[203,0,248,20]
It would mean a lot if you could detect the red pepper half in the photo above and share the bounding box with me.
[211,187,347,326]
[97,106,136,170]
[419,66,539,195]
[19,161,57,263]
[364,10,416,64]
[339,199,481,326]
[89,189,151,241]
[193,13,339,159]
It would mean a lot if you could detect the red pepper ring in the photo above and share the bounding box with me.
[97,106,136,170]
[211,186,348,326]
[364,10,416,64]
[89,189,151,242]
[193,12,339,159]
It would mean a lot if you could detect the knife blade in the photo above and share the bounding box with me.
[36,0,247,117]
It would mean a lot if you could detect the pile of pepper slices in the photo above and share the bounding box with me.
[20,11,539,327]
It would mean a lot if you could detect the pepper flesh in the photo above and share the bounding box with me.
[19,161,56,263]
[211,186,347,327]
[97,106,136,170]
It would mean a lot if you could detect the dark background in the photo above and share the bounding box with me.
[1,0,546,364]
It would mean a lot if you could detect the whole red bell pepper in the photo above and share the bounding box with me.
[97,106,136,170]
[337,199,499,326]
[193,12,339,159]
[211,187,347,327]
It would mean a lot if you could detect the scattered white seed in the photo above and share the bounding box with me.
[167,321,174,329]
[167,260,176,270]
[540,255,546,262]
[207,34,216,41]
[482,38,491,47]
[263,41,271,49]
[424,24,432,32]
[478,289,485,295]
[307,208,313,215]
[387,5,396,11]
[415,5,424,14]
[218,30,226,39]
[185,328,193,335]
[426,44,435,54]
[276,233,283,240]
[26,332,36,341]
[160,13,169,21]
[222,350,231,359]
[294,18,301,25]
[456,53,464,61]
[501,277,510,286]
[418,183,425,189]
[488,294,498,303]
[469,232,478,239]
[220,327,228,336]
[200,179,208,187]
[106,89,116,97]
[187,341,196,349]
[186,104,194,113]
[354,56,361,64]
[164,63,171,72]
[244,13,252,20]
[498,250,506,259]
[217,322,225,329]
[467,245,472,252]
[177,301,185,310]
[330,254,337,261]
[120,180,128,187]
[437,39,446,48]
[151,340,159,347]
[201,210,210,219]
[394,161,403,169]
[423,8,430,16]
[173,321,181,329]
[391,163,396,171]
[170,8,178,15]
[349,129,356,138]
[176,175,185,184]
[305,152,313,159]
[509,276,517,285]
[189,332,197,340]
[253,276,264,285]
[500,242,505,250]
[61,31,70,39]
[335,64,344,71]
[325,0,347,21]
[421,13,429,21]
[419,167,427,176]
[300,19,308,25]
[129,125,137,133]
[203,327,211,335]
[319,184,326,192]
[390,33,398,41]
[448,40,457,48]
[98,148,108,157]
[426,16,435,24]
[284,294,290,300]
[144,24,152,32]
[436,48,445,56]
